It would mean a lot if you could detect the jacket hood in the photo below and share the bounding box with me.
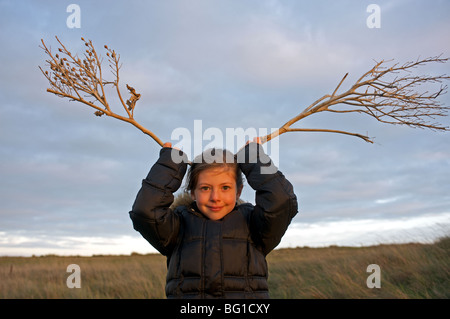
[170,192,195,209]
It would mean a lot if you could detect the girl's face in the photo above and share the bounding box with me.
[191,167,242,220]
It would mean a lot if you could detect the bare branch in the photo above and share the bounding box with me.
[39,36,164,147]
[287,128,373,143]
[261,56,450,144]
[40,38,449,149]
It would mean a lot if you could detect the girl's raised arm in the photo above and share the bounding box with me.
[129,146,188,256]
[237,142,298,255]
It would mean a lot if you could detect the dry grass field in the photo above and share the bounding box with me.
[1,237,448,299]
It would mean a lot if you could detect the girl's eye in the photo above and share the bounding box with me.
[200,186,210,191]
[222,185,231,191]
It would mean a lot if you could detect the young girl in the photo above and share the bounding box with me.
[129,139,298,298]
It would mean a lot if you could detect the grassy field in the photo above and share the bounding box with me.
[1,237,448,299]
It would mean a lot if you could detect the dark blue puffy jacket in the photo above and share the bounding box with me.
[129,143,298,298]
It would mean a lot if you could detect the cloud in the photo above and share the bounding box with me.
[375,196,403,205]
[0,231,157,256]
[280,212,450,248]
[0,0,449,256]
[233,19,358,87]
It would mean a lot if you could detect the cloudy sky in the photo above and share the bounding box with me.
[1,0,449,256]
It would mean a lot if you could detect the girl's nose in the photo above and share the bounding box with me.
[210,189,220,201]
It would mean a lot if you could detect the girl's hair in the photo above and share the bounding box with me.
[185,148,243,192]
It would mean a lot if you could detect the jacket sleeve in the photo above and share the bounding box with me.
[237,143,298,255]
[129,147,188,256]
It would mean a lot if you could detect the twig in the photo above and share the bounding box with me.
[39,36,164,147]
[261,56,450,144]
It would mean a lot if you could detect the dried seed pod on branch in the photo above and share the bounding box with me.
[39,36,163,146]
[260,56,450,144]
[39,36,450,148]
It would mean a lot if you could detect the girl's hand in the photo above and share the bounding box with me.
[163,142,181,151]
[238,137,262,153]
[252,137,262,144]
[245,137,261,146]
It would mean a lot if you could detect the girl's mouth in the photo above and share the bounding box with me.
[207,206,224,212]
